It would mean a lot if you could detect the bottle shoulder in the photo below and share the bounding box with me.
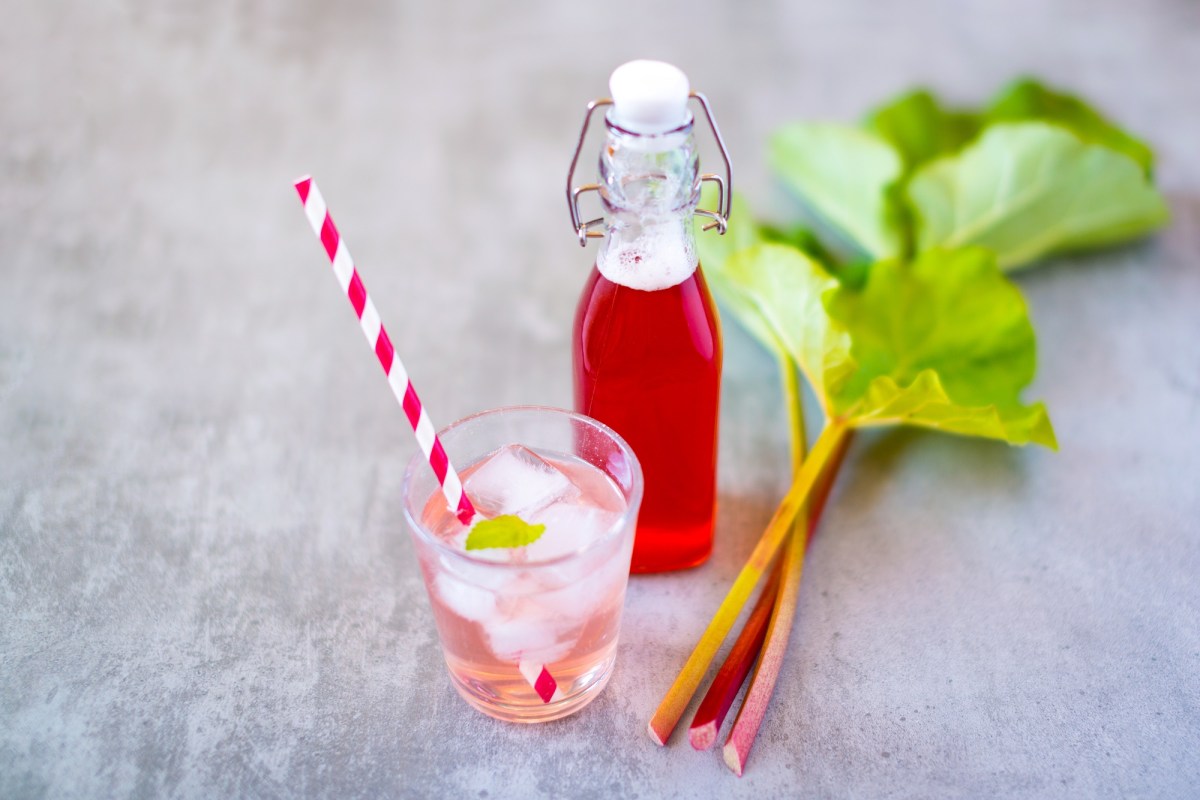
[574,265,721,362]
[577,263,716,305]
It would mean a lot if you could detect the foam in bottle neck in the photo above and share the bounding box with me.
[597,218,697,292]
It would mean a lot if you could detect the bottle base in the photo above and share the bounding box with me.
[629,550,711,573]
[628,520,714,573]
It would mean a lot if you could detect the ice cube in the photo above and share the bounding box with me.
[432,572,498,623]
[464,444,580,518]
[484,602,579,665]
[523,503,621,563]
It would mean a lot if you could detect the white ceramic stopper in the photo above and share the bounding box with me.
[608,60,691,134]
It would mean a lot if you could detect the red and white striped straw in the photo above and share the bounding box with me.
[294,176,475,526]
[294,175,561,705]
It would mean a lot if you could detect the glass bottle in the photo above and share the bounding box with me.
[567,61,731,572]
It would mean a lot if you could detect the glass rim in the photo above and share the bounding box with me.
[401,405,644,570]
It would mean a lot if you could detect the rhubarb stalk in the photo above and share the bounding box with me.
[686,355,805,750]
[723,429,852,775]
[687,560,781,750]
[647,419,850,745]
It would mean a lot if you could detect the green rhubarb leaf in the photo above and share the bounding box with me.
[759,222,830,263]
[721,243,854,415]
[693,190,782,355]
[695,185,763,261]
[864,88,982,173]
[769,122,905,261]
[464,515,546,551]
[694,189,764,275]
[826,247,1056,448]
[908,122,1169,270]
[717,243,1056,448]
[986,78,1155,175]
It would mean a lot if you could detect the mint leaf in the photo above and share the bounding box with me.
[464,515,546,551]
[864,89,981,173]
[908,122,1169,270]
[769,123,905,261]
[987,78,1155,175]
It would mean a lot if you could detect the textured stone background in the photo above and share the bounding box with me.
[2,1,1198,797]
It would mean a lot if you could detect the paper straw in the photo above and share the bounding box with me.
[294,176,475,526]
[519,660,565,704]
[293,176,561,704]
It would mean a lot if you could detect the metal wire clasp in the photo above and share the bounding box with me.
[565,92,734,247]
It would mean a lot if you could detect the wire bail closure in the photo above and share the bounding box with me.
[566,92,734,247]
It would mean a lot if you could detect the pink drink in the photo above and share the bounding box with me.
[404,410,641,724]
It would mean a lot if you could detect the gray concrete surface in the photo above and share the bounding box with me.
[3,1,1199,797]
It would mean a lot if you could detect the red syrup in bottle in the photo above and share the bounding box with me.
[573,261,721,572]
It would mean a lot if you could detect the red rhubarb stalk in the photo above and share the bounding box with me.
[723,431,852,776]
[689,360,831,751]
[646,420,849,745]
[687,562,782,750]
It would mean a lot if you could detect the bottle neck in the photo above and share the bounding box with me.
[596,119,700,292]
